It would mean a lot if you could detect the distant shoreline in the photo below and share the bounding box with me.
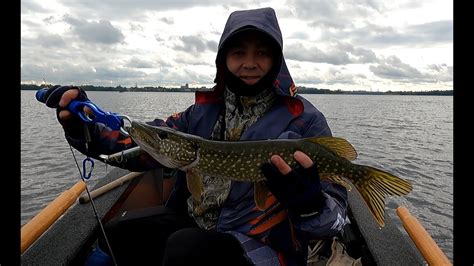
[20,84,453,96]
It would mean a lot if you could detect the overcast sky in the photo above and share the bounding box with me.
[21,0,452,91]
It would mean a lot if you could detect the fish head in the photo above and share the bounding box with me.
[127,121,198,169]
[127,121,167,152]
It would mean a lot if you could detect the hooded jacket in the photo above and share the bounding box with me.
[65,7,348,266]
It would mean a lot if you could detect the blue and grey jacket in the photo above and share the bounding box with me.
[65,7,348,266]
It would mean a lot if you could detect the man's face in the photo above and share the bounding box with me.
[226,31,274,86]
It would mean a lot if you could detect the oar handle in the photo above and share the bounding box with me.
[21,181,86,254]
[396,206,452,265]
[79,172,144,203]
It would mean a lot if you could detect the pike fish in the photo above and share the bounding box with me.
[126,121,412,227]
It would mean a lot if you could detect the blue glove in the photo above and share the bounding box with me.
[36,85,89,108]
[36,85,90,139]
[261,161,325,218]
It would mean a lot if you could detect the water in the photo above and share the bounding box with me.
[21,90,453,260]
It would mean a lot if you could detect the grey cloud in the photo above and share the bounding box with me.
[327,20,453,47]
[155,34,165,42]
[426,64,453,82]
[21,61,148,86]
[207,40,218,52]
[288,0,452,47]
[285,43,349,65]
[288,1,338,20]
[369,56,453,84]
[126,57,155,69]
[160,17,174,25]
[348,23,397,42]
[129,23,144,32]
[21,0,51,13]
[324,68,356,85]
[308,19,347,30]
[174,54,214,66]
[370,56,423,80]
[287,32,310,40]
[407,20,453,43]
[285,42,378,65]
[21,19,41,28]
[94,66,146,79]
[366,20,453,45]
[36,34,66,48]
[43,16,60,25]
[63,16,125,44]
[352,48,377,63]
[174,35,217,54]
[335,42,378,63]
[21,63,97,84]
[427,63,446,72]
[288,0,383,30]
[60,0,250,20]
[294,76,324,85]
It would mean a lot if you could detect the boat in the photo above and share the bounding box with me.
[21,167,447,265]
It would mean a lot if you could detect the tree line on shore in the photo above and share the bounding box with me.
[20,84,453,96]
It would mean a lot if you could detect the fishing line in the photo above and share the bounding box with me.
[69,144,118,266]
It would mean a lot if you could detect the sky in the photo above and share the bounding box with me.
[21,0,453,92]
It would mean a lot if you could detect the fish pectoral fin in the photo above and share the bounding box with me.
[254,181,269,211]
[306,137,358,161]
[186,170,203,202]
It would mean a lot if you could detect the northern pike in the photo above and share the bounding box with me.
[125,120,412,227]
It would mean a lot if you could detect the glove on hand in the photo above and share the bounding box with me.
[39,85,90,139]
[39,85,89,109]
[261,161,325,217]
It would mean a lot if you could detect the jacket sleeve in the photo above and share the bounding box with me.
[63,104,195,172]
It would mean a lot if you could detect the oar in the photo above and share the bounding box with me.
[79,171,144,203]
[396,206,452,265]
[21,181,86,254]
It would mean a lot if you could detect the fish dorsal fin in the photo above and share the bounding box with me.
[305,137,358,161]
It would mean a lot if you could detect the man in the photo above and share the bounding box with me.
[40,7,348,266]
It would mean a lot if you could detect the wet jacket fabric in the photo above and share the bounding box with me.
[65,7,348,266]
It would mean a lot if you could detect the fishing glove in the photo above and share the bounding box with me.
[261,162,326,218]
[38,85,90,139]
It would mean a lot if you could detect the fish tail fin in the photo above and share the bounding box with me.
[354,165,412,227]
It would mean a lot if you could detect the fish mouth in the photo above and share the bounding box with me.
[129,121,163,148]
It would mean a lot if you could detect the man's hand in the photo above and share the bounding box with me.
[38,85,94,139]
[261,151,325,217]
[268,151,314,175]
[39,85,91,120]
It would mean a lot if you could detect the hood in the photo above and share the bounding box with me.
[214,7,297,98]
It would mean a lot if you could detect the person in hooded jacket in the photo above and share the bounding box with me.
[40,7,348,266]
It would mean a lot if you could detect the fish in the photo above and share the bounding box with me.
[126,120,412,227]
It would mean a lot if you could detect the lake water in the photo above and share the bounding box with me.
[21,90,453,260]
